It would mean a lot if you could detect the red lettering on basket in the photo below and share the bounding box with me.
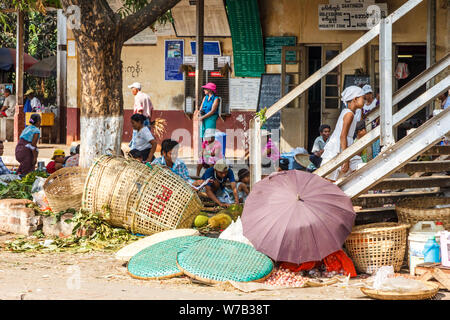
[148,186,173,216]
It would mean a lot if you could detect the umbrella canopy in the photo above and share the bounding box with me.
[26,56,56,78]
[0,48,39,72]
[241,170,356,264]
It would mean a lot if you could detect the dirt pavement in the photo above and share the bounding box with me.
[0,232,448,301]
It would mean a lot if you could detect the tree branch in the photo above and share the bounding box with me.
[119,0,181,42]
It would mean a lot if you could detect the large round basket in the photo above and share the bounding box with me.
[344,222,410,274]
[396,197,450,230]
[82,156,203,236]
[360,280,439,300]
[43,167,89,213]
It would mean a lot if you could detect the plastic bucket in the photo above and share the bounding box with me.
[440,231,450,267]
[215,131,226,157]
[408,221,442,275]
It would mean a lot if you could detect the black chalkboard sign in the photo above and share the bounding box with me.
[257,74,290,142]
[343,74,370,90]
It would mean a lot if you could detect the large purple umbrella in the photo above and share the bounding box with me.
[0,48,38,71]
[242,170,356,264]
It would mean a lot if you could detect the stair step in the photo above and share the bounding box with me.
[352,188,442,207]
[354,206,397,226]
[397,160,450,173]
[371,175,450,190]
[422,145,450,156]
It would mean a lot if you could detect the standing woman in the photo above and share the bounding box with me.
[15,113,41,176]
[198,82,220,140]
[321,86,365,181]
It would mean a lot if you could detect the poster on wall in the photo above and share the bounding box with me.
[165,40,184,81]
[229,78,261,110]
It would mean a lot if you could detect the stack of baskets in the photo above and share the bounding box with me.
[396,197,450,230]
[43,167,89,213]
[345,222,410,274]
[82,156,203,235]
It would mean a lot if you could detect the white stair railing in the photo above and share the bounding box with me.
[250,0,424,186]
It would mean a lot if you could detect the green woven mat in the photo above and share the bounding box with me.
[176,238,274,283]
[127,236,206,280]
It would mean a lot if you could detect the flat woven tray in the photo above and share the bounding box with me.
[127,236,206,280]
[176,238,274,284]
[360,281,440,300]
[115,229,200,262]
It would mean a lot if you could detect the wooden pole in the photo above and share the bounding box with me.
[14,10,25,142]
[426,0,436,115]
[193,0,204,161]
[57,9,67,144]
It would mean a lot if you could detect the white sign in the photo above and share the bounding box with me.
[184,55,230,71]
[329,0,374,4]
[229,78,261,111]
[218,56,231,68]
[67,40,76,57]
[319,2,388,30]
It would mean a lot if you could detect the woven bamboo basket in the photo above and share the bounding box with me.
[344,222,410,274]
[82,156,203,235]
[396,197,450,230]
[360,280,439,300]
[43,167,89,213]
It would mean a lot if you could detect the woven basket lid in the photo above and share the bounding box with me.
[176,238,274,284]
[127,236,206,280]
[116,229,200,262]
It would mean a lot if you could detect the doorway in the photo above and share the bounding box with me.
[395,45,427,140]
[307,46,322,152]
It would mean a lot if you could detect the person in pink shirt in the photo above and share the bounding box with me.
[197,128,223,176]
[128,82,154,149]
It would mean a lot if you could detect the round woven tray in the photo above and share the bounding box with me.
[43,167,89,213]
[176,238,274,284]
[344,222,410,274]
[396,197,450,230]
[127,236,206,280]
[115,229,200,262]
[360,281,439,300]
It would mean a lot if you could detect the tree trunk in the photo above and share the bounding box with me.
[77,39,124,168]
[60,0,182,168]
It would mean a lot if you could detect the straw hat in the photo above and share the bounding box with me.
[293,148,311,168]
[25,89,34,96]
[204,128,216,139]
[213,158,228,172]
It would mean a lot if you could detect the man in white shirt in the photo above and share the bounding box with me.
[128,82,154,150]
[362,84,378,116]
[128,82,153,121]
[1,89,16,117]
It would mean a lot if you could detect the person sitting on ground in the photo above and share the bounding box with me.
[237,168,250,203]
[65,144,80,168]
[15,113,41,176]
[196,128,223,176]
[129,114,157,163]
[152,139,204,187]
[321,86,365,182]
[46,149,65,174]
[128,82,153,150]
[201,158,239,208]
[309,124,331,169]
[1,88,16,118]
[0,140,11,175]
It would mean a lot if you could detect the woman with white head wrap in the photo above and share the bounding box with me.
[320,86,365,181]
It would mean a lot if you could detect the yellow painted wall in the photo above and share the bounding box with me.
[66,0,448,149]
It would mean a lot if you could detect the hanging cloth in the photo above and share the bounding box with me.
[395,62,410,80]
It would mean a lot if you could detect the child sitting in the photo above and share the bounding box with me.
[46,149,65,174]
[237,168,250,203]
[197,128,223,176]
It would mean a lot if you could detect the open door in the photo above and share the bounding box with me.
[321,45,342,130]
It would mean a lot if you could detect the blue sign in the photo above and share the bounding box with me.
[190,41,221,56]
[165,40,184,81]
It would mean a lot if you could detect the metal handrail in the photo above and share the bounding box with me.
[250,0,425,186]
[314,75,450,177]
[264,0,423,119]
[365,52,450,125]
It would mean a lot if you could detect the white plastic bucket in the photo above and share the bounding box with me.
[408,221,443,275]
[440,231,450,267]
